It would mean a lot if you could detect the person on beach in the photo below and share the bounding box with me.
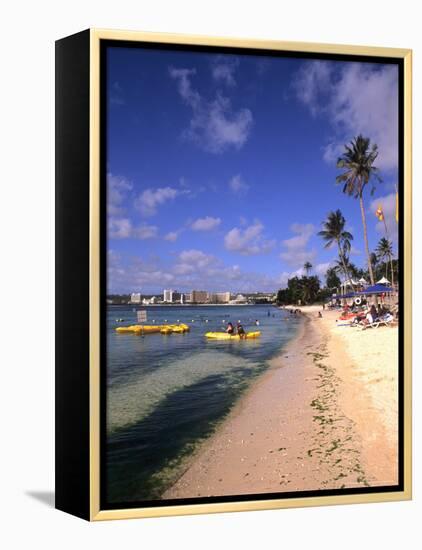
[377,304,387,318]
[237,322,246,339]
[365,307,374,325]
[353,310,366,325]
[255,319,260,326]
[370,304,378,321]
[226,322,234,335]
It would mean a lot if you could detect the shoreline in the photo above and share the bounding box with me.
[163,307,398,499]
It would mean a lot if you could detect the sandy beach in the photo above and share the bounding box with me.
[164,306,398,499]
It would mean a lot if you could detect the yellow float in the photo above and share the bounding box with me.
[116,323,190,335]
[205,331,261,340]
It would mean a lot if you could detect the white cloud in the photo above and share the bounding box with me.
[369,191,398,243]
[191,216,221,231]
[107,248,300,294]
[178,249,216,268]
[173,249,218,276]
[229,174,249,194]
[164,231,179,242]
[169,66,253,153]
[224,222,275,255]
[107,173,132,216]
[108,218,132,239]
[294,62,398,171]
[133,224,158,240]
[314,262,333,276]
[322,142,344,164]
[135,187,181,216]
[280,223,317,267]
[293,61,332,117]
[108,218,158,240]
[211,56,239,87]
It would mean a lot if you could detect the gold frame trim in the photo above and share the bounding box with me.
[88,28,412,521]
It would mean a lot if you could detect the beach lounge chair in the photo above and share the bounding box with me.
[358,315,396,330]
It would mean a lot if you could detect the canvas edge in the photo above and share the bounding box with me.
[87,29,412,521]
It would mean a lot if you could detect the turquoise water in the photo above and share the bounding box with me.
[106,305,301,504]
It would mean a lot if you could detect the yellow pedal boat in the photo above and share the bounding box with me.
[205,331,261,340]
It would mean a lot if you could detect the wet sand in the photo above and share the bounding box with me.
[164,307,398,499]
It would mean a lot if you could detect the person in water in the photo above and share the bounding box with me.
[255,319,260,326]
[237,322,246,339]
[226,322,234,334]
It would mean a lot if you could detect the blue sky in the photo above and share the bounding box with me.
[106,46,399,294]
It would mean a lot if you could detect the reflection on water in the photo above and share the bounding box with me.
[106,305,301,504]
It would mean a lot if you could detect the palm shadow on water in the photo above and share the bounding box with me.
[105,370,261,506]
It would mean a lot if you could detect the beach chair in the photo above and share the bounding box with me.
[358,316,395,330]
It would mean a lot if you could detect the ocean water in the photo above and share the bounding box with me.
[105,305,301,504]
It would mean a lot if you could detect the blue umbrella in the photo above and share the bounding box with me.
[360,284,394,294]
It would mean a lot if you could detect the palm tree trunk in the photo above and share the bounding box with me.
[389,254,395,289]
[359,192,375,285]
[382,217,395,290]
[337,242,353,291]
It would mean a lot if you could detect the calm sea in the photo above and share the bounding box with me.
[105,304,301,504]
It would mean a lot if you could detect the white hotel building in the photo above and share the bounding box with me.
[163,289,174,303]
[130,292,142,304]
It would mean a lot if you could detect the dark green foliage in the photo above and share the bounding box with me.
[325,267,341,291]
[277,275,321,305]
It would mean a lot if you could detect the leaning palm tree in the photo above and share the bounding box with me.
[303,261,313,275]
[318,209,354,288]
[336,135,382,285]
[375,237,394,281]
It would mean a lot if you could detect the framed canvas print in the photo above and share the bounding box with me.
[55,29,412,521]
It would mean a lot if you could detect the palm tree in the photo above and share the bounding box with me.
[336,135,382,285]
[303,261,313,275]
[300,276,320,304]
[318,209,354,288]
[370,252,378,275]
[333,257,359,280]
[375,237,394,281]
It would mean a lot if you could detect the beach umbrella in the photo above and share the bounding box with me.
[361,284,393,294]
[376,276,390,285]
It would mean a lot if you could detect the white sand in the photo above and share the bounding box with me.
[164,308,399,499]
